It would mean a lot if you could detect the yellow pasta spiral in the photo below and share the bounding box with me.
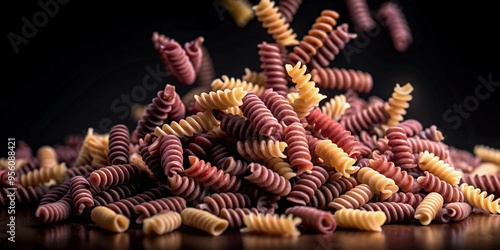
[253,0,299,46]
[314,139,359,178]
[19,162,67,187]
[37,145,58,168]
[286,92,300,105]
[155,110,220,138]
[181,208,229,236]
[242,68,267,87]
[143,211,182,235]
[87,133,110,168]
[385,82,414,127]
[333,209,386,232]
[414,192,444,225]
[91,206,130,233]
[470,162,500,177]
[194,87,247,111]
[356,167,399,200]
[223,106,245,117]
[473,144,500,165]
[460,183,500,214]
[262,157,296,180]
[221,0,255,28]
[211,75,265,96]
[237,140,288,161]
[321,94,351,121]
[241,212,302,237]
[418,151,462,185]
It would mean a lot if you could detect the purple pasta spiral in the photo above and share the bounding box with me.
[161,38,196,85]
[287,165,328,206]
[139,134,166,183]
[93,184,138,206]
[241,92,283,139]
[309,23,358,69]
[196,192,251,216]
[135,84,176,139]
[285,206,337,234]
[343,0,376,31]
[277,0,303,22]
[220,113,260,141]
[158,134,184,177]
[195,45,216,87]
[69,176,94,215]
[360,202,415,224]
[258,41,289,97]
[39,180,70,206]
[184,36,204,73]
[0,185,48,207]
[89,164,143,189]
[460,174,500,197]
[377,2,412,52]
[221,157,251,177]
[387,126,417,169]
[261,88,300,127]
[108,124,130,165]
[245,163,291,196]
[384,192,425,208]
[311,67,373,93]
[417,172,465,202]
[106,185,171,218]
[369,156,420,193]
[445,202,473,222]
[35,194,73,224]
[407,137,449,161]
[340,102,390,135]
[398,119,423,137]
[284,122,313,175]
[184,133,216,159]
[309,177,358,209]
[168,174,205,202]
[219,207,260,228]
[134,196,187,223]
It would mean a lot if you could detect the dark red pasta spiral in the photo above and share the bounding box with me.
[384,192,425,208]
[89,164,142,189]
[152,32,173,76]
[158,134,184,177]
[340,103,390,135]
[288,10,339,64]
[309,177,358,209]
[306,107,361,159]
[241,92,283,139]
[221,157,251,177]
[195,45,216,87]
[65,165,100,179]
[219,208,260,228]
[106,185,171,218]
[196,192,251,216]
[135,84,176,139]
[256,194,280,214]
[108,124,130,165]
[210,143,237,167]
[309,23,358,69]
[167,175,205,202]
[35,194,73,224]
[183,36,204,73]
[277,0,303,22]
[343,0,376,31]
[54,144,79,167]
[0,185,48,207]
[369,156,420,193]
[360,202,415,224]
[311,67,373,93]
[460,174,500,197]
[377,2,412,52]
[160,38,196,85]
[386,126,417,169]
[285,206,337,234]
[134,196,187,223]
[139,134,166,183]
[245,162,291,196]
[445,202,473,222]
[261,88,300,127]
[167,90,186,123]
[284,122,313,175]
[69,176,94,215]
[93,184,138,206]
[258,41,289,97]
[220,113,260,141]
[398,119,423,137]
[407,137,449,161]
[39,180,70,206]
[287,165,328,206]
[184,133,216,159]
[185,156,241,193]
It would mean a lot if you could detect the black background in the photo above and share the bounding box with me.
[2,0,499,157]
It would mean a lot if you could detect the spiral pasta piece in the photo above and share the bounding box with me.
[369,156,419,193]
[287,165,328,205]
[134,196,186,224]
[196,192,251,216]
[253,0,299,46]
[245,162,291,196]
[309,23,358,69]
[241,92,283,139]
[387,126,416,169]
[168,175,204,202]
[470,163,500,177]
[418,151,462,185]
[185,156,241,193]
[155,110,219,138]
[19,162,67,187]
[89,164,142,188]
[311,67,373,94]
[221,0,255,28]
[241,212,302,237]
[184,36,204,73]
[314,139,359,178]
[356,166,399,200]
[417,171,464,203]
[334,209,386,232]
[262,157,296,180]
[143,211,182,235]
[407,138,449,161]
[211,75,265,97]
[473,144,500,165]
[414,192,444,225]
[343,0,376,31]
[284,122,313,175]
[285,206,337,234]
[385,83,414,127]
[106,185,171,218]
[258,41,289,97]
[0,185,48,207]
[220,113,260,141]
[181,207,229,236]
[91,206,130,233]
[86,133,110,168]
[277,0,302,22]
[237,139,288,161]
[384,192,425,208]
[69,176,94,215]
[196,45,216,87]
[460,174,500,197]
[219,208,260,228]
[377,2,412,52]
[242,68,267,87]
[158,134,184,177]
[35,194,73,224]
[360,202,415,224]
[194,87,247,111]
[460,183,500,214]
[320,94,351,121]
[341,102,390,135]
[444,202,473,222]
[261,88,300,127]
[160,38,196,85]
[309,177,358,209]
[107,124,130,165]
[329,183,373,210]
[37,145,58,168]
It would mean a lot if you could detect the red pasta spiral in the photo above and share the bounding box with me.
[39,180,70,206]
[311,67,373,93]
[284,122,313,175]
[386,126,417,169]
[220,113,260,141]
[340,103,390,135]
[168,175,205,202]
[407,137,449,161]
[220,208,260,228]
[445,202,473,222]
[343,0,376,31]
[184,133,215,159]
[398,119,423,137]
[277,0,303,22]
[245,162,291,196]
[416,172,464,202]
[89,164,142,189]
[309,23,358,69]
[377,2,412,52]
[360,202,415,224]
[158,134,184,177]
[195,45,216,87]
[160,38,196,85]
[309,177,358,209]
[139,134,166,183]
[288,10,339,64]
[69,176,94,215]
[135,84,176,139]
[106,185,171,218]
[369,156,420,193]
[108,124,130,165]
[285,206,337,234]
[184,36,204,73]
[93,184,138,206]
[134,196,186,223]
[0,185,48,207]
[258,41,289,97]
[196,192,251,216]
[152,32,173,76]
[287,165,329,206]
[185,156,241,193]
[460,174,500,197]
[35,194,73,224]
[261,88,300,127]
[306,107,361,159]
[241,92,283,139]
[384,192,425,208]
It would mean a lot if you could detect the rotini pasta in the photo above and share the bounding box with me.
[418,151,462,185]
[284,206,337,234]
[460,183,500,214]
[181,207,229,236]
[241,212,302,237]
[414,192,444,225]
[385,83,414,127]
[474,144,500,165]
[143,211,182,235]
[333,208,386,232]
[258,41,289,97]
[356,166,399,200]
[314,139,359,178]
[91,206,130,233]
[320,94,351,121]
[253,0,299,46]
[329,183,373,211]
[194,87,247,111]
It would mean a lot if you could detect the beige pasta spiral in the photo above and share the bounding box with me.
[19,162,67,187]
[329,183,374,210]
[211,75,265,96]
[194,87,247,111]
[37,145,58,168]
[240,212,302,237]
[473,145,500,165]
[320,94,351,121]
[385,82,414,127]
[356,167,399,201]
[237,140,288,161]
[414,192,444,225]
[181,207,229,236]
[314,139,359,178]
[262,157,297,180]
[155,110,219,138]
[333,209,386,232]
[242,68,267,87]
[253,0,299,46]
[143,211,182,235]
[91,206,130,233]
[460,183,500,214]
[418,151,462,185]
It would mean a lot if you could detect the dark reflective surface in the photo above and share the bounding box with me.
[1,208,499,250]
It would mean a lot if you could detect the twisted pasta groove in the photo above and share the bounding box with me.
[158,134,184,177]
[242,68,267,87]
[136,84,176,139]
[341,103,390,135]
[181,207,229,236]
[277,0,303,22]
[377,2,412,52]
[194,87,247,111]
[155,110,219,138]
[35,194,73,224]
[333,209,386,232]
[106,186,171,218]
[398,119,423,137]
[329,183,373,210]
[384,192,425,208]
[160,38,196,85]
[241,92,283,138]
[184,36,204,73]
[262,157,296,180]
[134,196,187,223]
[37,145,58,168]
[360,202,415,224]
[237,140,288,161]
[91,206,130,233]
[343,0,376,31]
[69,176,94,215]
[418,151,462,185]
[444,202,473,222]
[261,88,300,127]
[311,67,373,93]
[258,41,289,97]
[211,75,265,97]
[168,175,204,202]
[139,134,166,182]
[414,192,444,225]
[356,166,399,200]
[417,171,464,203]
[287,165,329,205]
[196,192,251,216]
[284,122,313,175]
[89,164,142,188]
[38,180,71,206]
[407,138,449,161]
[369,156,419,193]
[285,206,337,234]
[245,162,292,196]
[86,133,110,167]
[143,211,182,235]
[241,212,302,237]
[310,23,357,69]
[185,156,241,192]
[0,185,48,206]
[314,139,359,178]
[253,0,299,46]
[309,177,358,209]
[473,144,500,165]
[19,162,67,187]
[387,126,416,169]
[196,45,216,87]
[460,174,500,197]
[220,208,260,228]
[288,10,339,64]
[460,183,500,214]
[108,124,130,165]
[385,83,414,127]
[220,113,260,141]
[320,94,351,121]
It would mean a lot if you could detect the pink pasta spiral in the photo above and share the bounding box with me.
[35,194,73,224]
[397,119,423,137]
[183,36,204,73]
[168,175,205,202]
[287,165,329,206]
[329,183,374,211]
[360,202,415,224]
[369,156,420,193]
[445,202,473,222]
[285,206,337,234]
[311,67,373,93]
[107,124,130,165]
[309,177,358,209]
[220,113,260,141]
[135,84,176,139]
[184,133,215,159]
[0,185,48,206]
[89,164,142,189]
[284,122,313,175]
[407,137,449,161]
[220,208,260,228]
[134,196,186,223]
[277,0,303,22]
[460,174,500,197]
[69,176,94,215]
[258,41,289,97]
[38,180,71,206]
[106,186,171,218]
[386,126,417,169]
[261,88,300,127]
[196,45,216,87]
[377,2,412,52]
[139,134,166,183]
[245,162,291,196]
[158,134,184,177]
[221,157,251,177]
[384,192,425,208]
[196,192,252,216]
[417,171,464,203]
[185,156,241,193]
[343,0,376,31]
[160,38,196,85]
[241,92,283,139]
[93,184,138,206]
[340,103,390,135]
[309,23,358,69]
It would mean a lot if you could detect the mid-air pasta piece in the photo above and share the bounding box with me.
[252,0,299,46]
[221,0,255,28]
[343,0,376,31]
[385,83,414,127]
[258,41,289,97]
[377,2,413,52]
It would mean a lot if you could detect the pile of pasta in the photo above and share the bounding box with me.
[2,0,500,238]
